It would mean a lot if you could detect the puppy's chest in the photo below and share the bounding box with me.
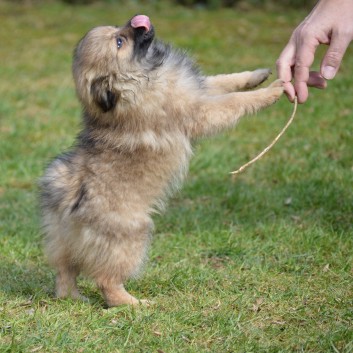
[91,136,192,193]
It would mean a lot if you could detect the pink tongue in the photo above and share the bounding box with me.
[131,15,151,32]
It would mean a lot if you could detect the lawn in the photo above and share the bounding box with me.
[0,1,352,352]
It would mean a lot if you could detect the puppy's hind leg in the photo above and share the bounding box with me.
[100,284,149,307]
[92,222,152,307]
[44,224,87,302]
[55,264,88,302]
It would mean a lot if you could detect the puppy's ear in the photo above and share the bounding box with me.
[90,76,118,112]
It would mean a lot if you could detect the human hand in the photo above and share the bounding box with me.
[276,0,353,103]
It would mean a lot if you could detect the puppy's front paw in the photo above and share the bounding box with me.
[247,68,272,89]
[269,79,284,89]
[267,79,284,101]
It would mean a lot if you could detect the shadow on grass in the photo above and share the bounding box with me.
[0,258,107,307]
[0,259,52,301]
[0,188,51,301]
[160,174,353,235]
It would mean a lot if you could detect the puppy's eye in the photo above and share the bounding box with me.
[116,37,123,49]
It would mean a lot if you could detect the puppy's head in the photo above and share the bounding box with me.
[73,15,154,116]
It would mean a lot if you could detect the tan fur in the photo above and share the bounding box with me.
[40,19,283,307]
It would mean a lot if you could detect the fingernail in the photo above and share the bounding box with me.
[322,66,336,80]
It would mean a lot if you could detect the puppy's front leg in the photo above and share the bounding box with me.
[189,79,283,139]
[205,68,271,95]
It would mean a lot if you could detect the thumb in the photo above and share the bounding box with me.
[321,34,351,80]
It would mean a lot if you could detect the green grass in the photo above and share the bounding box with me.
[0,1,352,352]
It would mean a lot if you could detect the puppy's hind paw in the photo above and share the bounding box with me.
[55,291,90,303]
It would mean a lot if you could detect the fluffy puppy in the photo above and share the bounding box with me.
[40,15,283,306]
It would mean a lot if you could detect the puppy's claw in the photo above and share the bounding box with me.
[255,67,272,78]
[55,293,89,303]
[138,299,155,307]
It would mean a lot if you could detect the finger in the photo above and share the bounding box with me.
[283,81,296,102]
[294,37,318,85]
[276,41,296,83]
[277,42,296,102]
[294,81,309,103]
[295,71,327,103]
[293,36,319,103]
[307,71,327,89]
[321,32,351,80]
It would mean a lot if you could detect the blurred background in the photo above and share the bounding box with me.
[4,0,317,8]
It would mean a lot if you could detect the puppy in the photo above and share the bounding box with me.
[40,15,283,306]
